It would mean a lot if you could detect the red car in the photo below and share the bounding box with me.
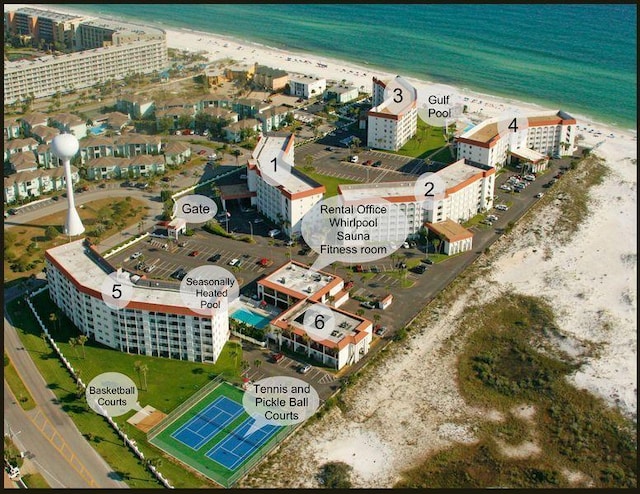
[189,250,199,257]
[198,150,207,155]
[362,160,373,166]
[271,352,284,363]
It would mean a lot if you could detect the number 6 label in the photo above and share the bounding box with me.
[302,303,336,343]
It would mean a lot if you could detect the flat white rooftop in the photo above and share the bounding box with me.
[262,262,335,298]
[287,301,362,345]
[46,239,207,312]
[251,134,321,195]
[339,159,485,200]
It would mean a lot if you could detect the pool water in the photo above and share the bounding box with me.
[89,123,108,136]
[231,307,272,329]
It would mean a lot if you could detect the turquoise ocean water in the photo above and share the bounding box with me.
[61,3,637,130]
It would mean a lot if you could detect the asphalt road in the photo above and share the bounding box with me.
[4,293,128,489]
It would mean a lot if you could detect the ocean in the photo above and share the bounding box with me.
[60,3,637,130]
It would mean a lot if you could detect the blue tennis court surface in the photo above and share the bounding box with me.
[171,396,244,450]
[206,417,282,470]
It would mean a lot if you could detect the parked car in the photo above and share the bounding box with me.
[374,325,388,336]
[360,301,376,309]
[228,258,239,266]
[487,214,499,222]
[325,146,333,151]
[363,159,373,166]
[51,195,60,201]
[161,176,171,182]
[254,218,264,224]
[189,250,199,257]
[354,264,364,272]
[298,363,312,374]
[397,261,407,269]
[208,253,221,262]
[422,258,434,265]
[271,352,285,363]
[499,184,512,191]
[402,241,410,248]
[268,229,281,237]
[131,251,142,259]
[171,268,187,280]
[198,150,207,155]
[372,160,382,167]
[495,204,509,211]
[535,192,544,198]
[349,155,359,163]
[524,174,536,181]
[411,264,427,274]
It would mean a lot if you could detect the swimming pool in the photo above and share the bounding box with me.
[89,123,108,136]
[231,307,272,329]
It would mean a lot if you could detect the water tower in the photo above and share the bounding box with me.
[51,133,85,236]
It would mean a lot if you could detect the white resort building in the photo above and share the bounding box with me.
[259,261,372,370]
[367,76,418,151]
[246,133,325,237]
[455,110,577,169]
[45,240,229,364]
[338,158,495,233]
[4,8,167,105]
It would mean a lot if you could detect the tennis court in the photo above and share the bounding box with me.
[206,417,280,470]
[148,380,293,487]
[171,396,244,450]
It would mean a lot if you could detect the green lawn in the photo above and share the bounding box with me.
[299,169,360,197]
[4,352,36,410]
[22,473,50,488]
[396,120,449,159]
[429,145,456,164]
[9,290,244,488]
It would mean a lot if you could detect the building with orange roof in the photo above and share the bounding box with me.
[258,260,372,369]
[338,158,495,239]
[456,110,577,168]
[425,219,473,255]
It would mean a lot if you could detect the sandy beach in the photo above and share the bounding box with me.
[9,4,637,488]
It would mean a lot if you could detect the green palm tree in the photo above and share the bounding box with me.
[77,334,88,359]
[253,358,262,370]
[134,360,143,388]
[241,360,250,374]
[140,364,149,390]
[68,337,79,358]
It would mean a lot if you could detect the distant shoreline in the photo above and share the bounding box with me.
[11,3,636,134]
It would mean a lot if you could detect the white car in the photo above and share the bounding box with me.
[268,229,281,237]
[402,241,410,248]
[524,174,536,181]
[499,184,512,191]
[486,214,499,222]
[131,251,142,260]
[228,258,239,266]
[495,204,509,211]
[535,192,544,198]
[349,155,359,163]
[253,218,264,224]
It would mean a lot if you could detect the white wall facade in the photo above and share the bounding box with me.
[45,255,229,363]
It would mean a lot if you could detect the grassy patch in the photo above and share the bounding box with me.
[396,294,637,488]
[429,145,456,164]
[10,291,243,488]
[4,436,23,468]
[462,213,485,228]
[4,352,36,410]
[547,155,609,244]
[298,170,360,197]
[6,297,160,488]
[22,473,50,488]
[4,197,147,282]
[396,120,448,159]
